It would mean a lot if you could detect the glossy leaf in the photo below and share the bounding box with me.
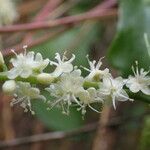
[108,0,150,76]
[32,99,83,131]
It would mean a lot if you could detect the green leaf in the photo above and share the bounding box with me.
[30,23,100,68]
[32,99,83,131]
[108,0,150,76]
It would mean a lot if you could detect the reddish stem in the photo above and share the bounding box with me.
[0,9,117,33]
[23,0,62,43]
[3,28,68,56]
[91,0,117,12]
[34,0,62,22]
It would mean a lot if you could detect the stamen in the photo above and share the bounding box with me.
[48,98,62,110]
[96,57,104,69]
[23,45,27,55]
[112,95,116,110]
[55,53,62,64]
[135,61,139,76]
[88,104,101,113]
[72,95,82,107]
[62,51,68,61]
[68,54,75,63]
[49,61,59,66]
[11,49,18,57]
[132,66,136,76]
[80,65,90,72]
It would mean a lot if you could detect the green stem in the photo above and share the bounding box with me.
[2,64,8,72]
[0,72,38,84]
[0,72,149,104]
[83,81,99,89]
[0,72,8,81]
[0,72,100,87]
[126,89,150,103]
[129,92,150,103]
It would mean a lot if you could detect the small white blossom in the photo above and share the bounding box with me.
[126,64,150,95]
[2,80,16,94]
[46,69,84,114]
[10,82,46,114]
[98,77,133,109]
[83,56,110,81]
[78,88,103,115]
[7,46,49,79]
[50,53,75,77]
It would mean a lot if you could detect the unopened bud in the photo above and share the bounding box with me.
[37,73,55,84]
[2,80,16,94]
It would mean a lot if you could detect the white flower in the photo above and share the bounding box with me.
[50,53,75,77]
[7,46,49,79]
[126,65,150,95]
[46,69,84,114]
[82,56,110,81]
[0,0,18,25]
[78,88,103,115]
[98,77,133,109]
[10,82,46,114]
[2,80,16,94]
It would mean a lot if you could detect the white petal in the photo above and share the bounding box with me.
[35,58,49,71]
[20,69,32,78]
[7,68,21,79]
[129,84,141,93]
[61,63,73,73]
[116,90,129,101]
[114,77,124,88]
[26,51,34,60]
[35,53,43,61]
[42,59,49,68]
[71,69,81,77]
[78,90,89,104]
[141,86,150,95]
[87,88,97,97]
[10,58,19,67]
[55,53,62,63]
[29,88,40,98]
[102,77,111,88]
[52,67,63,77]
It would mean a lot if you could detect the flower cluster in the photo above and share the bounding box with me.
[0,47,150,116]
[8,46,49,79]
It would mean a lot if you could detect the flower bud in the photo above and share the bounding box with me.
[37,73,55,85]
[0,51,4,66]
[2,80,16,94]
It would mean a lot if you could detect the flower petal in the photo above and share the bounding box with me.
[20,68,32,78]
[141,86,150,95]
[8,68,21,79]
